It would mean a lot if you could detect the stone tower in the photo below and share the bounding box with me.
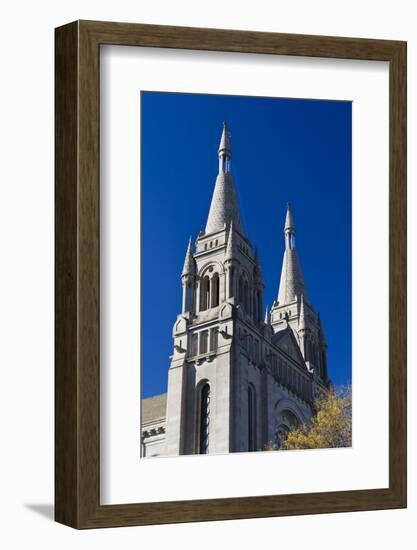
[164,122,264,455]
[142,123,330,458]
[270,204,329,384]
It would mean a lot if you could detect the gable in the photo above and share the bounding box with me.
[272,328,305,367]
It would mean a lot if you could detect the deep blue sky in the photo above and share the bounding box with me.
[141,91,352,398]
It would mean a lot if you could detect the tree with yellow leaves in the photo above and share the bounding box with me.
[266,386,352,451]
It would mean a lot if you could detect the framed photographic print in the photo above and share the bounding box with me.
[55,20,406,528]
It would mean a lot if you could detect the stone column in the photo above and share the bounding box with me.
[219,272,226,304]
[298,329,307,361]
[165,363,187,456]
[181,281,187,313]
[195,277,200,312]
[190,281,196,314]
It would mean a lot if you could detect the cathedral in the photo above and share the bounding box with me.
[141,123,331,457]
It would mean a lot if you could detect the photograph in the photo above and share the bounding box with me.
[0,0,409,540]
[140,91,352,457]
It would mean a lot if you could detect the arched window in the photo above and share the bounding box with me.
[199,384,211,454]
[199,278,206,311]
[321,350,327,379]
[200,276,210,311]
[211,273,220,307]
[274,410,300,448]
[204,277,210,310]
[229,266,235,298]
[248,385,256,451]
[274,425,289,449]
[236,272,253,313]
[200,271,221,311]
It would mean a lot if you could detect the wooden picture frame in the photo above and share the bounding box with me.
[55,20,407,528]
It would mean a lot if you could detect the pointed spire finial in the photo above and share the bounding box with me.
[284,202,296,233]
[181,236,195,277]
[205,124,243,235]
[218,121,232,157]
[264,305,270,324]
[277,204,307,305]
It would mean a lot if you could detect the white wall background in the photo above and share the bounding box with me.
[0,0,415,548]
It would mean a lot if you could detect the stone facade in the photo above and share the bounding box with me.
[141,123,330,458]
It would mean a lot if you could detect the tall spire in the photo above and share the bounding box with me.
[284,202,296,249]
[218,120,231,164]
[205,123,243,235]
[264,305,270,324]
[277,204,308,305]
[181,237,195,277]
